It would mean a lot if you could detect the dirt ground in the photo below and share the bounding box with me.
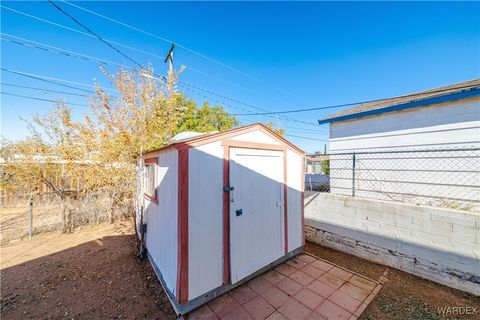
[1,221,478,319]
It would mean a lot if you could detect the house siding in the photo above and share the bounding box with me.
[328,97,480,207]
[329,97,480,152]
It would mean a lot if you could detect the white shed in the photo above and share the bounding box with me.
[138,123,305,314]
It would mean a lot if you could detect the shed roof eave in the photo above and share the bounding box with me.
[318,87,480,125]
[141,123,305,157]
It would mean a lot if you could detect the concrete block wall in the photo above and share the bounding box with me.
[304,192,480,295]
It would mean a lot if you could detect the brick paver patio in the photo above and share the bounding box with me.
[187,253,383,320]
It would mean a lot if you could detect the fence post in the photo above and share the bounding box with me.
[352,152,356,196]
[28,194,33,238]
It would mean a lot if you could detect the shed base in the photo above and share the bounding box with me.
[147,247,303,316]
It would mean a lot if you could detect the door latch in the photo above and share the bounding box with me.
[223,186,235,192]
[236,209,243,216]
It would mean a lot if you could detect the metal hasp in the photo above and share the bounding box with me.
[236,209,243,216]
[223,186,235,192]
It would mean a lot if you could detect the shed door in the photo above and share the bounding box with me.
[229,147,284,284]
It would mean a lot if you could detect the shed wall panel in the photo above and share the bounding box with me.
[230,130,281,145]
[145,148,178,295]
[286,149,303,252]
[188,141,224,299]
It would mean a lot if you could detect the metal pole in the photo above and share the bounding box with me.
[352,152,356,196]
[29,194,33,238]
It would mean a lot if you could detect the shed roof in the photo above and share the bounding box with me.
[318,79,480,124]
[142,123,305,157]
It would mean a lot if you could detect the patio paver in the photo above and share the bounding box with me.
[188,254,383,320]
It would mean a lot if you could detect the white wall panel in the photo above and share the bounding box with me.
[286,149,303,252]
[188,141,224,299]
[144,148,178,295]
[231,130,281,145]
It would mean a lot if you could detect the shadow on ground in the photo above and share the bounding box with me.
[0,232,176,319]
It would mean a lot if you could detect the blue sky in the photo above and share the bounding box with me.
[1,1,479,153]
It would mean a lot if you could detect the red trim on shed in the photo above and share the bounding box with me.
[143,157,158,204]
[177,149,189,303]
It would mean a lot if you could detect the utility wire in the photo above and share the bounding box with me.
[48,0,143,68]
[0,5,163,60]
[2,7,320,126]
[232,84,480,116]
[2,5,289,106]
[1,67,99,94]
[1,33,124,68]
[15,38,316,126]
[1,91,90,107]
[2,33,291,110]
[178,80,319,126]
[1,67,118,95]
[58,0,308,101]
[1,82,91,97]
[284,134,329,142]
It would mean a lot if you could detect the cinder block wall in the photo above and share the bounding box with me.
[304,192,480,296]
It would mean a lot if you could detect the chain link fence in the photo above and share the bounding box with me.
[305,147,480,212]
[0,191,132,244]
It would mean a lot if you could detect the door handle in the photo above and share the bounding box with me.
[236,209,243,216]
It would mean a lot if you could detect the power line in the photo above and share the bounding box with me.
[0,5,164,60]
[2,7,321,127]
[2,5,281,105]
[1,67,96,94]
[1,33,124,68]
[1,91,90,107]
[4,11,313,126]
[285,128,329,134]
[48,0,143,68]
[58,0,308,101]
[2,33,283,112]
[232,84,480,116]
[2,4,298,111]
[284,134,329,142]
[281,125,328,132]
[178,80,319,126]
[1,83,91,97]
[1,67,118,94]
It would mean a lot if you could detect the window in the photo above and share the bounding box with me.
[144,158,157,202]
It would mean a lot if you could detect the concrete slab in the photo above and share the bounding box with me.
[187,254,382,320]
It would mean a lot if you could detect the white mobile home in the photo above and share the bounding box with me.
[318,79,480,208]
[138,123,305,314]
